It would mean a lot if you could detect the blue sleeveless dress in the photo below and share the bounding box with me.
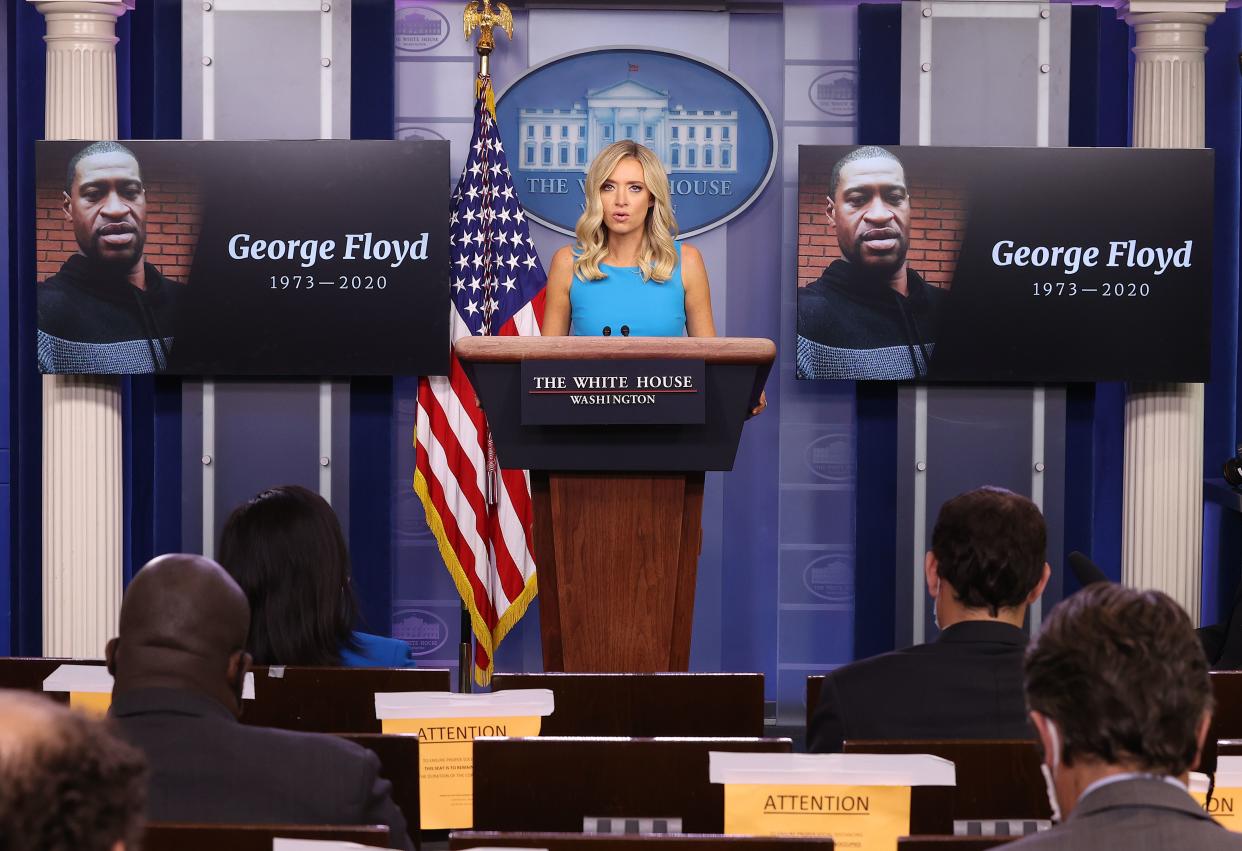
[570,242,687,336]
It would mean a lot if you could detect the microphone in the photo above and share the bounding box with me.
[1067,551,1110,587]
[602,325,612,336]
[620,325,631,337]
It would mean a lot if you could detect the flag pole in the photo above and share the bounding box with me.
[455,0,514,694]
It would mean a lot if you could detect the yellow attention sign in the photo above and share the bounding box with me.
[1194,789,1240,830]
[382,714,542,830]
[724,783,912,851]
[68,692,111,715]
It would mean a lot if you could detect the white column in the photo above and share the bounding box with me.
[1121,0,1221,621]
[31,0,131,657]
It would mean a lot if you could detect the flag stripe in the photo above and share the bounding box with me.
[414,78,547,685]
[500,467,536,565]
[490,488,532,603]
[413,454,500,630]
[422,389,492,570]
[415,402,483,580]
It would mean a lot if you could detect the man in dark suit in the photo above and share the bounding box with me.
[808,486,1050,752]
[1008,583,1241,849]
[106,554,413,850]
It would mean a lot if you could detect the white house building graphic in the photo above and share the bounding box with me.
[517,77,739,173]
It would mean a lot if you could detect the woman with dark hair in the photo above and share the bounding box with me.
[218,484,414,667]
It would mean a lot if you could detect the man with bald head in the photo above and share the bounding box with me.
[108,554,412,849]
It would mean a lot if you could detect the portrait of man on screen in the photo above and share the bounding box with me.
[796,145,947,381]
[37,141,183,374]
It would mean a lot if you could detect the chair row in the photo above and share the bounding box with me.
[297,736,1044,835]
[12,657,1242,742]
[141,826,1019,850]
[2,659,761,735]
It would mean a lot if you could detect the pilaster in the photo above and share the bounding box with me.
[1120,0,1222,620]
[30,0,131,656]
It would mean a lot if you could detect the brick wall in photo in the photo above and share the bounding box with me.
[35,179,204,283]
[797,175,968,289]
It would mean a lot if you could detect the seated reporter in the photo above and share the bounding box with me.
[0,690,147,851]
[808,486,1049,752]
[107,554,412,849]
[219,484,414,668]
[1007,583,1240,849]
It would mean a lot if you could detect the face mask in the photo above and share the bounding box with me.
[931,580,941,632]
[1040,717,1063,823]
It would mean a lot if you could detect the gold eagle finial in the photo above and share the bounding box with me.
[463,0,513,60]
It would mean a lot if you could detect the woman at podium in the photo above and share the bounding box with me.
[542,141,717,338]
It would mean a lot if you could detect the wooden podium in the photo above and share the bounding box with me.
[455,337,774,672]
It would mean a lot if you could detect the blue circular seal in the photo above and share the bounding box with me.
[497,48,777,238]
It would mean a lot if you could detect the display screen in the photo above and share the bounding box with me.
[796,145,1212,382]
[35,140,450,376]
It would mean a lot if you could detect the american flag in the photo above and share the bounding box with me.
[414,79,545,685]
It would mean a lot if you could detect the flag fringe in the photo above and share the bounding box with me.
[485,563,539,685]
[413,466,536,686]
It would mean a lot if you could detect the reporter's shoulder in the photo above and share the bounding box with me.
[825,645,926,684]
[346,631,415,668]
[236,721,369,760]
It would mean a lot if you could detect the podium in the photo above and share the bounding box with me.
[456,337,774,672]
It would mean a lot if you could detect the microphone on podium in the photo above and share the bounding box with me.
[602,325,612,336]
[1067,551,1110,587]
[620,325,631,337]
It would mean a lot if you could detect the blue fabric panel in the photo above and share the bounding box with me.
[124,378,154,583]
[0,482,9,654]
[352,0,396,140]
[1086,8,1131,576]
[853,4,902,658]
[1063,385,1104,585]
[350,377,395,636]
[122,0,182,584]
[1068,7,1130,149]
[1088,382,1125,578]
[854,384,898,656]
[12,0,46,654]
[857,5,901,146]
[1205,7,1241,474]
[116,13,131,138]
[1067,7,1101,149]
[348,5,398,637]
[1062,7,1130,580]
[1205,502,1242,626]
[0,0,10,653]
[127,0,183,141]
[153,377,182,556]
[1201,8,1242,621]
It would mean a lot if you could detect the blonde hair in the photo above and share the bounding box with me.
[573,141,679,282]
